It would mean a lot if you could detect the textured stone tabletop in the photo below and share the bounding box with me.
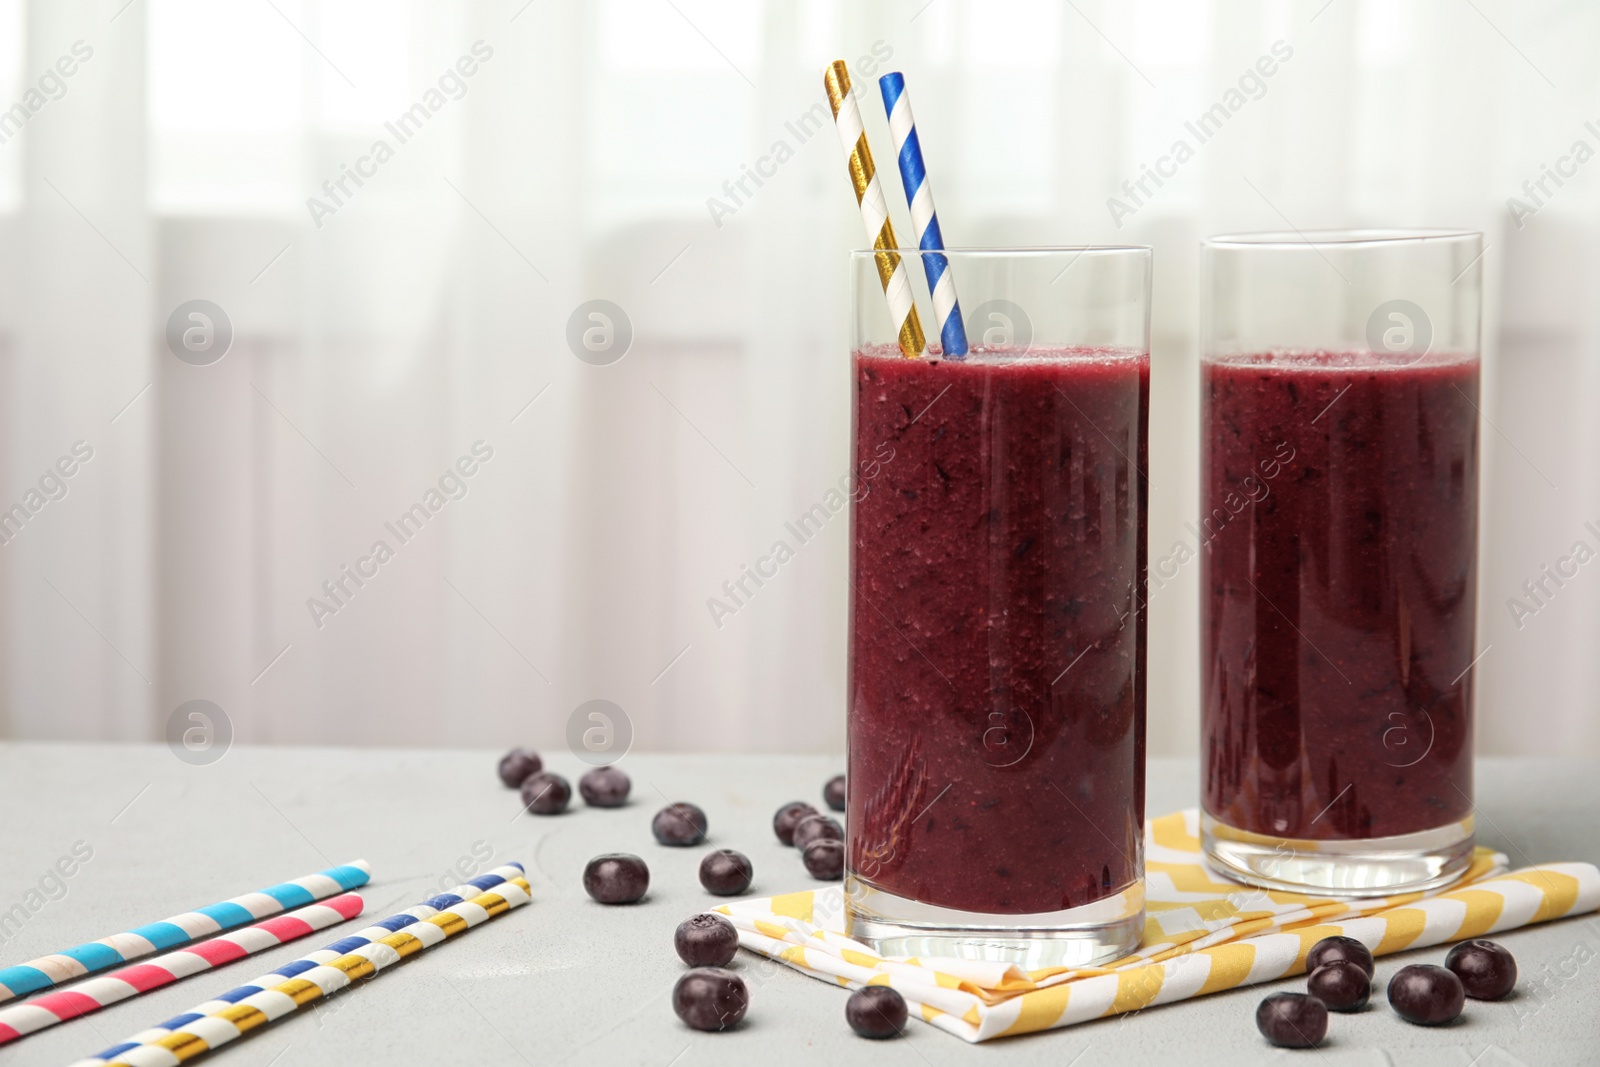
[1,745,1595,1065]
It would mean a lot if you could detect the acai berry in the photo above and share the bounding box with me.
[792,813,843,851]
[773,801,817,845]
[1387,964,1465,1026]
[1255,992,1328,1049]
[1306,935,1374,977]
[520,771,571,815]
[803,838,844,880]
[673,968,748,1032]
[582,853,649,904]
[579,765,631,808]
[824,775,847,812]
[699,850,753,896]
[497,747,542,788]
[1444,939,1517,1000]
[1307,960,1370,1012]
[675,913,739,967]
[846,985,906,1039]
[653,802,708,846]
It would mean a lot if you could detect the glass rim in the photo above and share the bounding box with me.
[849,244,1151,257]
[1203,228,1481,250]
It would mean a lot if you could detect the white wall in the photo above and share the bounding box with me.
[0,0,1596,758]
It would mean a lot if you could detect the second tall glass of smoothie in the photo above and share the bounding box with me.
[846,247,1151,966]
[1200,230,1484,895]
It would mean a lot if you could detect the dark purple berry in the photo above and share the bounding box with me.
[653,803,708,846]
[675,913,739,967]
[803,838,844,880]
[497,747,541,787]
[1306,935,1374,978]
[1445,939,1517,1000]
[1307,960,1370,1012]
[699,850,753,896]
[792,813,843,851]
[520,771,571,814]
[578,765,631,808]
[1255,992,1328,1049]
[582,853,649,904]
[824,775,846,812]
[845,985,906,1038]
[773,801,817,845]
[1387,964,1465,1025]
[673,968,748,1031]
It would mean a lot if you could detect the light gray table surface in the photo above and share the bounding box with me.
[0,745,1595,1066]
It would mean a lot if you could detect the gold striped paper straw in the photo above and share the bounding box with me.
[96,877,531,1066]
[824,60,926,359]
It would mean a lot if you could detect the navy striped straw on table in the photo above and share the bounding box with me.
[71,864,526,1067]
[879,71,968,357]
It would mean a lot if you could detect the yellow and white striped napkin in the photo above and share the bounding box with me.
[714,809,1600,1042]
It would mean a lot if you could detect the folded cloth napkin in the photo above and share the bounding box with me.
[714,809,1600,1042]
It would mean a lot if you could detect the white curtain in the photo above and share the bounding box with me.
[0,0,1596,758]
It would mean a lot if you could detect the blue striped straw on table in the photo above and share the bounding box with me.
[0,893,365,1047]
[0,860,369,1003]
[879,71,968,358]
[70,864,527,1067]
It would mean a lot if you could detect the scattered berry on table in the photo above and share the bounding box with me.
[675,913,739,967]
[653,802,709,846]
[673,968,748,1032]
[583,853,649,904]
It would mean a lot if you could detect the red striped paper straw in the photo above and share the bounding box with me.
[0,892,363,1046]
[0,859,369,1002]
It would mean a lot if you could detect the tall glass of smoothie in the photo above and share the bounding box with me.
[846,247,1151,966]
[1200,230,1484,895]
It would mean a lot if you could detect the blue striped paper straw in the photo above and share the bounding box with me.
[0,860,369,1003]
[0,893,365,1047]
[70,864,525,1067]
[879,71,968,358]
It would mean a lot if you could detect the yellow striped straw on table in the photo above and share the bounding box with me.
[824,59,925,359]
[93,876,531,1066]
[712,809,1600,1043]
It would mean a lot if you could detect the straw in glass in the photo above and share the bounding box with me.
[823,60,926,359]
[878,72,967,358]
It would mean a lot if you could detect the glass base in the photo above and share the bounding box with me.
[844,877,1144,969]
[1202,813,1475,897]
